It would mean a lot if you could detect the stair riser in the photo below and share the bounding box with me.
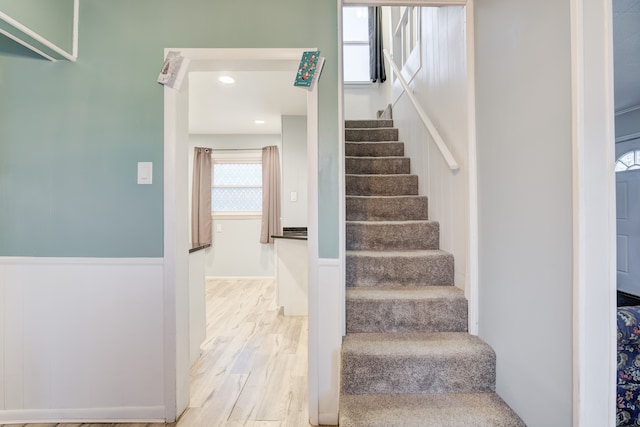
[346,120,394,129]
[346,157,410,175]
[346,298,468,333]
[346,142,404,157]
[341,353,496,395]
[346,222,439,251]
[346,196,428,221]
[346,128,399,142]
[346,253,454,287]
[346,175,418,196]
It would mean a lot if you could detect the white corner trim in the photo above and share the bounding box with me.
[72,0,79,58]
[465,0,479,336]
[0,10,77,62]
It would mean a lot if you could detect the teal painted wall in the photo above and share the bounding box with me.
[0,0,339,258]
[0,0,75,53]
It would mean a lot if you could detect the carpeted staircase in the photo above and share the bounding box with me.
[339,119,526,427]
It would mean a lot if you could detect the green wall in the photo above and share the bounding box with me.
[0,0,75,53]
[0,0,339,258]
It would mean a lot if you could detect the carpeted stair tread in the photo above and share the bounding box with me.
[342,331,492,357]
[346,286,467,333]
[346,141,404,157]
[346,127,399,142]
[346,195,428,221]
[345,156,411,175]
[346,220,439,251]
[346,249,454,287]
[339,393,527,427]
[346,119,394,128]
[341,332,496,395]
[346,174,419,196]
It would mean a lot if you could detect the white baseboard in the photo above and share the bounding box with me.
[319,412,339,426]
[0,406,165,424]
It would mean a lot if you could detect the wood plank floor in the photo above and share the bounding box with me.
[3,279,315,427]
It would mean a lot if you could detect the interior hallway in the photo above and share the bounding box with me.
[2,279,313,427]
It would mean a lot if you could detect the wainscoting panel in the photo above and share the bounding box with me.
[317,258,342,426]
[0,257,165,423]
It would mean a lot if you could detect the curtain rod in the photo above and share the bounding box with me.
[211,148,263,151]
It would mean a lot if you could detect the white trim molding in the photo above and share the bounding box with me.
[570,0,617,425]
[0,1,78,62]
[164,47,321,424]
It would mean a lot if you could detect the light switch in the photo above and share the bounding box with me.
[216,223,223,233]
[290,191,297,202]
[138,162,153,184]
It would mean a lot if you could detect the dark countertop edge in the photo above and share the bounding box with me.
[271,235,308,241]
[189,243,211,253]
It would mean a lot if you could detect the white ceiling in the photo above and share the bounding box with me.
[188,68,307,135]
[614,0,640,112]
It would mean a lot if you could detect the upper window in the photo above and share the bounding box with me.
[616,150,640,172]
[211,153,262,216]
[343,6,370,83]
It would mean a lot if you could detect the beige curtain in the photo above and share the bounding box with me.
[260,146,281,244]
[192,147,212,247]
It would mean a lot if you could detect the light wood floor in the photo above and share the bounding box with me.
[5,279,314,427]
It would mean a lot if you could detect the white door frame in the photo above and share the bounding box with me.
[570,0,617,425]
[163,48,320,423]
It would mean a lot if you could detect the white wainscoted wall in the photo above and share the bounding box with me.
[0,257,165,423]
[390,6,469,289]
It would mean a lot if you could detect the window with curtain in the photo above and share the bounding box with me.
[211,153,262,217]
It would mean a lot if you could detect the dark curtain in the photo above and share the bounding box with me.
[369,6,386,83]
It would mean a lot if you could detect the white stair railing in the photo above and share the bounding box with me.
[382,49,459,172]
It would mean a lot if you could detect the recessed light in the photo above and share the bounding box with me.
[254,120,265,125]
[218,75,235,84]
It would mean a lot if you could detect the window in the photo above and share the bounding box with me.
[616,150,640,172]
[211,153,262,217]
[343,6,370,83]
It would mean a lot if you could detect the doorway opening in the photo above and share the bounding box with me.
[163,48,320,424]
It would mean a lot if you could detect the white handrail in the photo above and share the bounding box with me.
[383,49,459,171]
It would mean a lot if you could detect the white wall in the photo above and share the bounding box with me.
[474,0,573,425]
[0,258,165,423]
[188,134,281,278]
[390,6,469,289]
[281,115,308,227]
[344,84,390,119]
